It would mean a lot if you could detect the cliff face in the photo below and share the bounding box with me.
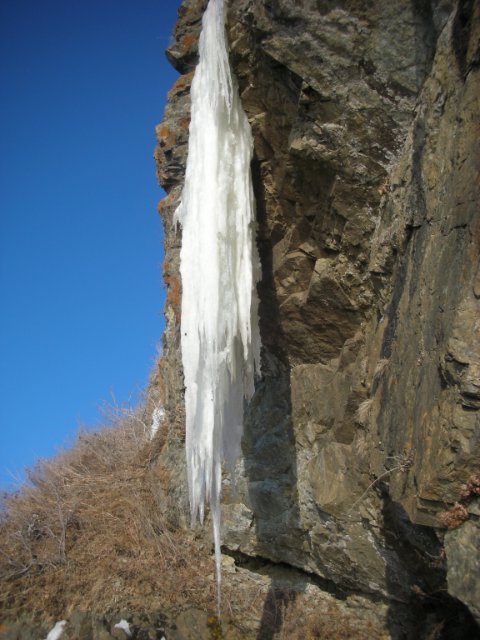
[154,0,480,636]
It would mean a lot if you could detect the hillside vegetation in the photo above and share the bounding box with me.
[0,405,216,623]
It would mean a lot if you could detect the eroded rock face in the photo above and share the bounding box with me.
[445,514,480,624]
[154,0,480,635]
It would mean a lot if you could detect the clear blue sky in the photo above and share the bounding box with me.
[0,0,181,488]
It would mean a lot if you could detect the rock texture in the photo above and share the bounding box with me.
[154,0,480,636]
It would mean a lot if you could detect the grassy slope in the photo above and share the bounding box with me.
[0,407,216,625]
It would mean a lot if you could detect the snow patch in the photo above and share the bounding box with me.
[44,620,67,640]
[114,619,132,638]
[150,405,165,439]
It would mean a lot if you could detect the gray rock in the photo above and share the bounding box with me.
[155,0,480,634]
[445,519,480,624]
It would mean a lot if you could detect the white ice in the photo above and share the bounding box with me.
[44,620,67,640]
[114,619,132,638]
[175,0,261,607]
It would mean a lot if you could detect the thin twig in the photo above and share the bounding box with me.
[347,451,414,515]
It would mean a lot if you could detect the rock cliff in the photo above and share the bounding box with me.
[154,0,480,636]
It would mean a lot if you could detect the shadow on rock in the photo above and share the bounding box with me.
[241,157,306,640]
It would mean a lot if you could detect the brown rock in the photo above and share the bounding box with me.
[155,0,480,634]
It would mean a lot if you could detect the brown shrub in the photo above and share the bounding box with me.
[459,472,480,501]
[439,502,469,529]
[438,472,480,529]
[0,405,215,625]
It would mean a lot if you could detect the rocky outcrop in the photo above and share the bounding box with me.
[154,0,480,636]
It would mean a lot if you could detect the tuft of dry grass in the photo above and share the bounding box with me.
[355,398,374,426]
[267,593,386,640]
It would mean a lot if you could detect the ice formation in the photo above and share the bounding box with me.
[175,0,261,604]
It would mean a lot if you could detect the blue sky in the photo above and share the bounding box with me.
[0,0,181,487]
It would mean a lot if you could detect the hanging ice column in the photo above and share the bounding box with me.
[175,0,261,601]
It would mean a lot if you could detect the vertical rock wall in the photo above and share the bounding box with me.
[154,0,480,635]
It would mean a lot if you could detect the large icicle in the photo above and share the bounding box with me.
[175,0,261,607]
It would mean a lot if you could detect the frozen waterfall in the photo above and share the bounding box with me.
[175,0,261,607]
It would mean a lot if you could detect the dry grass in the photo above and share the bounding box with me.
[0,405,215,626]
[355,398,374,426]
[258,591,386,640]
[285,604,383,640]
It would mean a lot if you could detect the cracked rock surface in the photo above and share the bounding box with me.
[154,0,480,636]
